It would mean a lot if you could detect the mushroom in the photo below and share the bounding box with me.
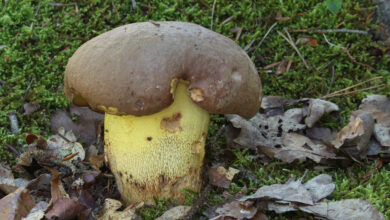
[64,21,262,204]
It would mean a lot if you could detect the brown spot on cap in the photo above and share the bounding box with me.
[189,88,204,102]
[160,113,182,133]
[64,22,262,119]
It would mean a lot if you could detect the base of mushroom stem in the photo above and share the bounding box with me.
[104,81,210,204]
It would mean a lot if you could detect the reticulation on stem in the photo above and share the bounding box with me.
[104,81,210,204]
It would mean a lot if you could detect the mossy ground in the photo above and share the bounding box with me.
[0,0,389,219]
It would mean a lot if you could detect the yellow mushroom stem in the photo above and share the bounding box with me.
[104,80,210,204]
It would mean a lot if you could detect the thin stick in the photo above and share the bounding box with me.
[326,65,336,96]
[247,22,277,52]
[19,75,35,114]
[286,52,295,72]
[289,28,368,35]
[278,29,311,70]
[324,84,385,98]
[210,0,217,30]
[5,144,20,156]
[322,76,383,98]
[57,132,71,143]
[323,34,336,47]
[323,34,375,71]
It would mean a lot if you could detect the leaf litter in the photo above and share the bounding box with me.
[0,95,388,219]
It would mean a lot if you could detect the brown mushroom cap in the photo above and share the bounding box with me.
[64,21,262,119]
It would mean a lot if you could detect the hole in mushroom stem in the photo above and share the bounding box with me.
[189,88,204,102]
[160,112,183,133]
[146,137,153,141]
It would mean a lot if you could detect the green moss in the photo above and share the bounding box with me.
[1,0,389,219]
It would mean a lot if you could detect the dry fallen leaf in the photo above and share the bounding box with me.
[298,35,318,46]
[239,176,314,205]
[210,200,258,220]
[276,59,289,75]
[208,166,240,188]
[273,133,337,163]
[97,198,140,220]
[305,99,339,128]
[227,108,306,150]
[303,174,335,202]
[0,187,35,220]
[156,206,191,220]
[22,201,48,220]
[0,165,25,194]
[332,113,374,159]
[352,95,390,148]
[299,199,385,220]
[45,198,86,220]
[51,105,104,146]
[23,102,40,115]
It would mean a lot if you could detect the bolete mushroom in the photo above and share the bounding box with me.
[64,21,262,204]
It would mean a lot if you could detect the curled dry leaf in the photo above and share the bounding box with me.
[239,176,314,205]
[303,174,335,202]
[50,105,104,146]
[299,199,385,220]
[46,128,85,162]
[227,108,306,150]
[305,99,339,128]
[332,113,374,159]
[353,95,390,148]
[23,102,40,115]
[306,127,336,146]
[208,166,240,188]
[210,200,258,220]
[45,198,87,220]
[260,96,293,110]
[276,59,289,75]
[298,35,318,46]
[97,198,140,220]
[49,169,69,202]
[156,206,191,220]
[269,132,337,163]
[22,201,48,220]
[374,124,390,147]
[0,165,20,194]
[0,187,35,220]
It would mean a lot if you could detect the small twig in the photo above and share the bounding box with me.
[289,28,369,35]
[148,20,160,26]
[323,34,336,47]
[318,60,334,72]
[210,0,217,30]
[286,52,295,72]
[298,169,309,183]
[323,34,375,71]
[19,75,35,114]
[324,84,385,98]
[322,76,383,98]
[57,132,71,143]
[235,27,242,41]
[9,112,19,134]
[326,65,336,96]
[221,15,234,25]
[278,29,311,70]
[183,184,212,220]
[247,22,277,52]
[5,144,20,156]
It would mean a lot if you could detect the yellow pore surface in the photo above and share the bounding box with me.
[104,81,210,203]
